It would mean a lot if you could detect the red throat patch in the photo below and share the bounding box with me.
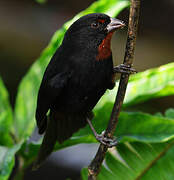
[96,32,114,61]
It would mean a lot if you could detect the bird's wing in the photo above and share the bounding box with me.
[36,70,71,134]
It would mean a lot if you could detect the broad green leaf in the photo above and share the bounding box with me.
[102,62,174,107]
[98,141,174,180]
[20,109,174,161]
[14,0,129,140]
[80,109,174,180]
[125,62,174,106]
[81,141,174,180]
[0,77,13,146]
[75,108,174,143]
[0,143,22,180]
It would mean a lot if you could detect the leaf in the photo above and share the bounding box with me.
[94,141,174,180]
[102,62,174,108]
[0,77,13,146]
[125,62,174,106]
[0,143,22,180]
[20,109,174,162]
[14,0,129,140]
[165,108,174,119]
[154,112,163,117]
[81,141,174,180]
[75,107,174,143]
[115,111,174,143]
[80,109,174,179]
[81,168,88,180]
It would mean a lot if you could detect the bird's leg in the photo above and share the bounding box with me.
[113,64,137,74]
[86,118,118,148]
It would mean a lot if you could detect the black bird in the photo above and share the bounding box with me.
[34,13,126,169]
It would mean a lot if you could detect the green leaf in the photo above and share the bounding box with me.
[0,77,13,146]
[75,108,174,143]
[116,111,174,143]
[154,112,163,117]
[125,62,174,106]
[80,109,174,179]
[92,141,174,180]
[14,0,129,140]
[81,141,174,180]
[81,168,88,180]
[102,62,174,108]
[165,108,174,119]
[21,109,174,162]
[0,143,22,180]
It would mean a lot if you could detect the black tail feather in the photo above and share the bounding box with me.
[32,116,57,170]
[33,110,93,170]
[52,111,90,143]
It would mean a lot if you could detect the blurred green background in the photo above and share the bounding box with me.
[0,0,173,179]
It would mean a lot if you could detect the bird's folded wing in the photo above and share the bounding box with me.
[36,71,71,134]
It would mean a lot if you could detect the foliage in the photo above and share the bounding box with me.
[0,78,13,147]
[82,106,174,179]
[0,0,174,179]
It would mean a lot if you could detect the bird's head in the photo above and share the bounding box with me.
[62,13,125,60]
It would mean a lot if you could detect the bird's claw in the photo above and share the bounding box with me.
[96,132,118,148]
[86,119,118,148]
[113,64,137,74]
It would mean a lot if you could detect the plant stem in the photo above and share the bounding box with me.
[88,0,140,179]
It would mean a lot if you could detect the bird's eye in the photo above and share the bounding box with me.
[91,22,100,29]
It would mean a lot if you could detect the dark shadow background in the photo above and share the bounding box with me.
[0,0,173,179]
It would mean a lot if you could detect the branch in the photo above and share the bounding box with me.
[88,0,141,179]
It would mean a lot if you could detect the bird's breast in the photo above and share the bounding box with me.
[96,32,114,61]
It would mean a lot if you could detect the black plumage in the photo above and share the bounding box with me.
[34,13,124,169]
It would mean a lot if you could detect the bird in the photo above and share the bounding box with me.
[33,13,127,169]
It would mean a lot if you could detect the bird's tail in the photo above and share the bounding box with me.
[33,111,93,170]
[32,114,57,170]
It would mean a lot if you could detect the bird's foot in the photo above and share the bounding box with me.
[113,64,137,74]
[87,118,118,148]
[95,131,118,148]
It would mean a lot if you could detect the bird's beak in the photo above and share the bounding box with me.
[106,17,125,33]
